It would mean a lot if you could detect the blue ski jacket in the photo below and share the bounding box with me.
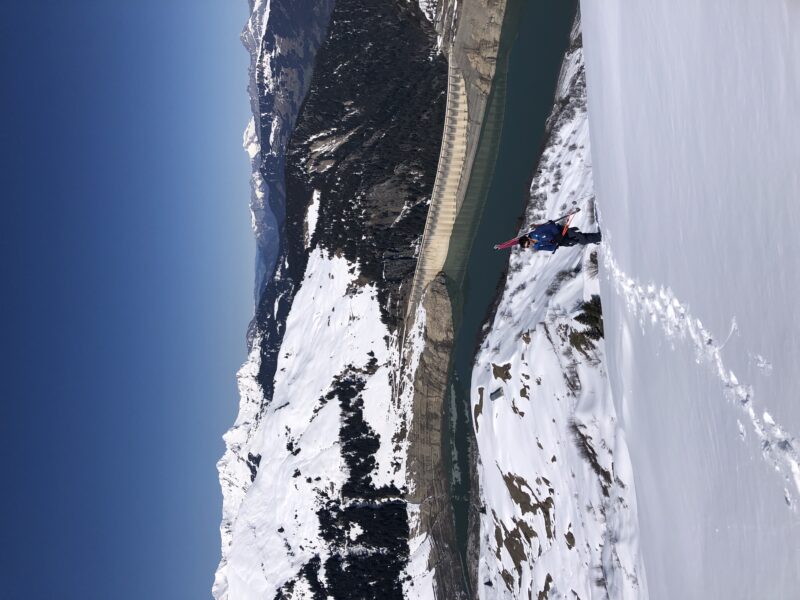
[526,222,562,251]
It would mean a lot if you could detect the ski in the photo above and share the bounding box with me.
[560,211,577,237]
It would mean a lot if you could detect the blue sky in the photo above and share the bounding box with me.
[1,2,254,598]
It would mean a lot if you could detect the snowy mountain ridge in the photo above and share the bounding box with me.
[217,0,448,596]
[218,0,800,597]
[215,1,334,596]
[240,0,334,301]
[216,247,439,598]
[217,247,413,598]
[470,21,645,599]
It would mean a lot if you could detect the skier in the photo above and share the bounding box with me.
[518,221,601,251]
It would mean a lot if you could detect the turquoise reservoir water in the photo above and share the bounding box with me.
[441,0,577,588]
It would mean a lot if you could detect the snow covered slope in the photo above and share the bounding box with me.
[580,1,800,597]
[471,22,645,599]
[218,248,418,598]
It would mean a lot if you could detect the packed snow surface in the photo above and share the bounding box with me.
[581,0,800,597]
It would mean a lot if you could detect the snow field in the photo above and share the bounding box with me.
[580,0,800,596]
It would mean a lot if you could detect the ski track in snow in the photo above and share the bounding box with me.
[602,243,800,507]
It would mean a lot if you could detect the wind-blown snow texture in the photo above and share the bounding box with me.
[471,26,645,599]
[581,0,800,597]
